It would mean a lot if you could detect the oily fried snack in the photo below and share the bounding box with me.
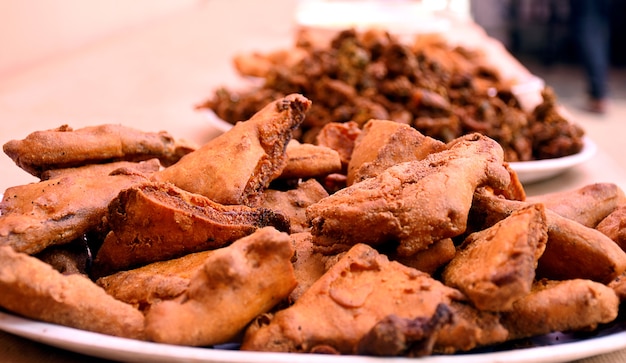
[526,182,626,228]
[153,94,311,206]
[0,246,145,339]
[608,271,626,302]
[307,133,511,257]
[442,204,548,312]
[280,140,342,179]
[0,171,149,255]
[314,121,362,168]
[241,243,470,355]
[347,119,446,185]
[92,182,290,276]
[260,179,329,233]
[596,205,626,251]
[470,188,626,283]
[289,232,329,302]
[96,250,212,310]
[389,238,457,275]
[501,279,619,340]
[41,159,161,181]
[144,227,296,346]
[3,124,194,177]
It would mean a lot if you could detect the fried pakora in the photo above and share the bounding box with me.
[307,133,510,257]
[145,227,296,346]
[3,124,194,177]
[153,94,311,206]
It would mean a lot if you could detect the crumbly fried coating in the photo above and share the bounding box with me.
[91,182,290,277]
[241,243,466,354]
[501,279,619,340]
[280,140,342,179]
[96,250,212,310]
[3,124,194,177]
[289,232,329,302]
[306,133,510,257]
[144,227,296,346]
[389,238,456,275]
[442,204,547,311]
[0,171,149,255]
[0,246,145,339]
[470,188,626,284]
[260,179,329,233]
[153,94,311,206]
[347,119,446,185]
[526,182,625,228]
[596,204,626,251]
[40,159,161,181]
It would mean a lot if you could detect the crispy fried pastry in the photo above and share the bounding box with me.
[144,227,296,346]
[470,188,626,283]
[390,238,456,275]
[526,183,625,228]
[289,232,328,302]
[91,182,290,276]
[596,204,626,251]
[442,204,547,311]
[0,246,145,339]
[501,279,619,340]
[280,140,342,179]
[307,133,510,257]
[96,250,212,310]
[347,119,446,185]
[0,171,149,255]
[41,159,161,181]
[608,271,626,302]
[314,121,362,169]
[3,124,194,177]
[260,179,329,233]
[153,94,311,206]
[241,243,466,354]
[356,305,453,357]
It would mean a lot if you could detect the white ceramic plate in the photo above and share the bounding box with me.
[1,309,625,363]
[508,137,597,184]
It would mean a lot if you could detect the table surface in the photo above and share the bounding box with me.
[1,1,626,362]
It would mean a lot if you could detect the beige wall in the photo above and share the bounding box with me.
[0,0,198,76]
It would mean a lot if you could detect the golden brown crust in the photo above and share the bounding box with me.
[307,133,510,257]
[144,227,296,346]
[280,140,342,179]
[91,182,290,277]
[442,204,547,311]
[152,94,311,206]
[347,119,446,185]
[502,279,619,340]
[0,171,148,255]
[3,124,194,177]
[0,246,145,339]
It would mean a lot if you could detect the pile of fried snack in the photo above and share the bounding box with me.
[197,28,585,163]
[3,93,626,358]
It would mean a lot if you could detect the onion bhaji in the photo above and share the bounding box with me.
[197,28,585,162]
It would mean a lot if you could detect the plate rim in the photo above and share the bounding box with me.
[1,309,626,363]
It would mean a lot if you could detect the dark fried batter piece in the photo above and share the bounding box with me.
[0,171,149,255]
[91,182,290,277]
[3,124,194,177]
